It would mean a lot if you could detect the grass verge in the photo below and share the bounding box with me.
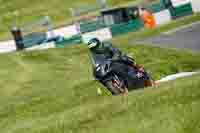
[0,42,200,132]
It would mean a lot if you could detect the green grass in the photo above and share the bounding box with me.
[0,41,200,132]
[0,3,200,132]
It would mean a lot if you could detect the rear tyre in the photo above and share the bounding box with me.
[142,71,155,87]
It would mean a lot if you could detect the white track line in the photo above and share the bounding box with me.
[156,71,200,83]
[164,21,200,35]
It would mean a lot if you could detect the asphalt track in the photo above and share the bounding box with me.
[136,22,200,52]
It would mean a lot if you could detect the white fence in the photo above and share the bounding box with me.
[153,9,172,26]
[191,0,200,13]
[51,24,80,38]
[0,40,16,53]
[25,42,56,51]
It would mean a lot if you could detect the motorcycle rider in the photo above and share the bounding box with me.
[87,38,135,67]
[87,38,131,94]
[87,38,155,93]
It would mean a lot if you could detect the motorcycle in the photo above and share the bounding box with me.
[93,56,154,95]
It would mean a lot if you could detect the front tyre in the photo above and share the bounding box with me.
[105,74,127,95]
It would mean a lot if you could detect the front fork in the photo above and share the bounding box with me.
[112,75,129,95]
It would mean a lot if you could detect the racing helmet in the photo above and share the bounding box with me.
[87,38,101,49]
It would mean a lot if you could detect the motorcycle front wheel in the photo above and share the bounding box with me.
[105,74,127,95]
